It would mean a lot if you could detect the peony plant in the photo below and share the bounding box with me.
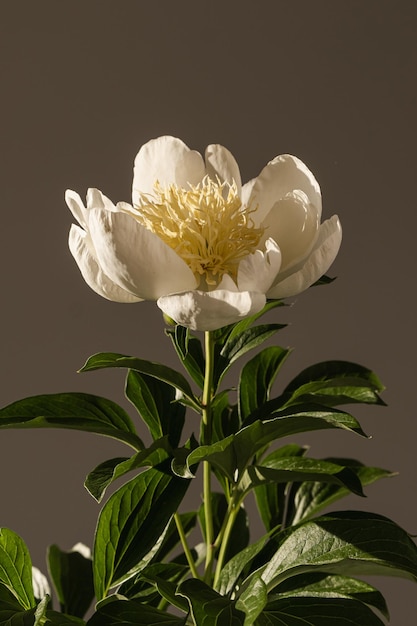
[0,137,416,625]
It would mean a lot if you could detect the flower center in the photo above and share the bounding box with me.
[134,176,263,287]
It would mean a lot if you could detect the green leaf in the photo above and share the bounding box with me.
[233,406,367,477]
[272,572,389,620]
[0,529,35,610]
[0,606,36,626]
[47,544,94,618]
[282,360,385,408]
[211,391,240,442]
[235,575,268,625]
[43,612,85,625]
[80,353,200,412]
[87,597,186,625]
[84,438,172,502]
[141,563,190,612]
[247,457,365,498]
[214,325,286,388]
[125,372,185,446]
[256,511,417,591]
[312,274,336,287]
[221,300,287,339]
[287,461,394,524]
[238,346,290,422]
[119,562,188,609]
[166,326,205,389]
[253,445,307,531]
[0,394,143,451]
[216,534,270,596]
[183,437,236,481]
[256,596,385,625]
[93,468,190,600]
[177,579,245,625]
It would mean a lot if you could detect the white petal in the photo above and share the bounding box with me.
[69,224,141,302]
[65,189,89,230]
[241,177,256,207]
[217,274,239,291]
[158,289,266,331]
[204,144,242,193]
[71,542,92,559]
[237,238,282,293]
[267,215,342,299]
[87,188,118,212]
[260,190,319,271]
[247,155,322,226]
[132,136,206,205]
[88,207,198,300]
[32,567,50,600]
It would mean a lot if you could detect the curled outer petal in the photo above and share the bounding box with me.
[69,225,141,302]
[246,154,322,227]
[88,207,198,301]
[267,215,342,299]
[157,289,266,332]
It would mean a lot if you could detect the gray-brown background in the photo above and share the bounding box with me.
[1,1,416,623]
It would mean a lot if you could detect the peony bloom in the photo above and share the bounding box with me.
[66,136,342,331]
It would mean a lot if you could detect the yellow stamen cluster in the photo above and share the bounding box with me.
[134,176,263,287]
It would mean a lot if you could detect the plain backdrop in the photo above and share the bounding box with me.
[1,1,416,623]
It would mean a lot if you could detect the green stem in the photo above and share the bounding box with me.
[202,331,215,581]
[174,513,199,579]
[213,492,242,588]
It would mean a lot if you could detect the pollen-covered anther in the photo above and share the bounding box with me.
[134,176,264,286]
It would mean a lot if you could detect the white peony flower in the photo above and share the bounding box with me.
[66,136,341,331]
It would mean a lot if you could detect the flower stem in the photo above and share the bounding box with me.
[174,513,199,579]
[213,491,242,588]
[202,331,215,581]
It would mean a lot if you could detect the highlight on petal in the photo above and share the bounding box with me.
[205,144,242,192]
[86,188,118,213]
[132,136,206,205]
[260,189,319,271]
[69,225,141,302]
[88,207,198,300]
[267,215,342,299]
[248,154,322,226]
[237,238,282,293]
[157,289,266,331]
[65,189,89,230]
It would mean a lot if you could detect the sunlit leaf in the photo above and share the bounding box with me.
[177,579,245,625]
[256,596,385,625]
[287,461,394,524]
[282,360,385,408]
[0,394,143,451]
[87,596,186,625]
[125,372,185,446]
[0,529,35,611]
[85,438,172,502]
[80,353,200,412]
[256,511,417,591]
[271,572,389,619]
[166,326,205,389]
[247,457,364,497]
[238,346,290,421]
[93,468,190,600]
[253,445,307,531]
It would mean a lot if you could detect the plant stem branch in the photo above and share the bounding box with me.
[213,491,241,588]
[174,513,199,579]
[202,331,215,582]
